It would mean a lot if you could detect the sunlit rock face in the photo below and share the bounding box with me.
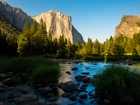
[114,15,140,38]
[0,0,84,44]
[32,10,84,43]
[0,0,33,29]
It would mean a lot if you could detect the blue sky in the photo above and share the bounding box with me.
[3,0,140,42]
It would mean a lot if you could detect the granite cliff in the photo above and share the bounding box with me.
[32,10,83,43]
[0,0,83,43]
[0,0,33,30]
[114,15,140,38]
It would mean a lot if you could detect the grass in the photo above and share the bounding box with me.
[0,57,60,85]
[94,65,140,105]
[31,64,60,84]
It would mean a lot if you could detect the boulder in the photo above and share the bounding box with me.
[79,94,88,99]
[0,102,4,105]
[75,75,91,83]
[71,67,78,70]
[68,95,77,101]
[61,92,73,98]
[21,88,32,93]
[16,95,39,105]
[0,87,6,92]
[81,72,90,75]
[59,81,78,92]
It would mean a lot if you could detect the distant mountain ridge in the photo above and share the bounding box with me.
[0,0,84,43]
[114,15,140,38]
[0,0,33,29]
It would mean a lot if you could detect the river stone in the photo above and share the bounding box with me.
[59,81,78,92]
[68,95,77,101]
[0,88,6,92]
[16,95,39,105]
[0,82,4,87]
[71,67,78,70]
[21,87,32,93]
[79,94,88,99]
[1,78,13,86]
[0,102,4,105]
[48,97,58,102]
[43,86,52,92]
[75,75,91,82]
[81,72,90,75]
[65,71,71,75]
[102,99,110,105]
[61,92,73,98]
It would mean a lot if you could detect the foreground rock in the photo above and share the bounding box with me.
[16,95,39,105]
[75,75,91,83]
[58,81,78,92]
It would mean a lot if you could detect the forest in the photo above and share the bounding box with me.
[1,19,140,61]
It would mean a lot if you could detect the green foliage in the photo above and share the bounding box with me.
[31,63,60,84]
[0,57,60,85]
[95,65,140,105]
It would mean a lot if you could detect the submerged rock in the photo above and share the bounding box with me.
[71,67,78,70]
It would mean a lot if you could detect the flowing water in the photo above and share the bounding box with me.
[1,61,111,105]
[56,61,110,105]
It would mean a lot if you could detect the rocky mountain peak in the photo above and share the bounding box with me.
[32,10,83,43]
[114,15,140,38]
[0,0,83,44]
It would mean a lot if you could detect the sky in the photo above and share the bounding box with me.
[3,0,140,43]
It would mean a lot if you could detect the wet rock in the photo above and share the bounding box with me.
[0,102,4,105]
[1,78,13,86]
[68,95,77,101]
[0,87,6,92]
[0,73,7,78]
[78,87,86,92]
[61,92,73,98]
[48,97,58,102]
[6,72,14,78]
[21,87,32,93]
[78,99,85,104]
[71,67,78,70]
[0,82,4,87]
[102,99,110,105]
[46,103,58,105]
[79,94,88,99]
[35,84,43,88]
[59,81,78,92]
[66,71,71,75]
[124,96,134,104]
[81,72,90,75]
[8,86,14,90]
[46,93,54,97]
[82,76,91,83]
[88,93,97,98]
[75,75,91,83]
[43,87,52,93]
[81,83,88,87]
[16,95,39,105]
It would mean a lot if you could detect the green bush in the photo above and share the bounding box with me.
[31,64,60,85]
[0,57,61,85]
[95,65,140,105]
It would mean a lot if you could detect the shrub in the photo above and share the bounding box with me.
[31,64,60,85]
[0,57,61,85]
[95,65,140,105]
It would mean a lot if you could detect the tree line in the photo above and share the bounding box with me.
[1,19,140,61]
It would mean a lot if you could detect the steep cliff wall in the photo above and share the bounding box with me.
[0,0,33,30]
[0,1,84,43]
[32,10,84,43]
[114,15,140,38]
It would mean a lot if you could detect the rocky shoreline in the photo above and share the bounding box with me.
[0,61,113,105]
